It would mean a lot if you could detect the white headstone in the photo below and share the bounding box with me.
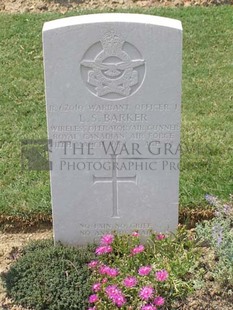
[43,14,182,245]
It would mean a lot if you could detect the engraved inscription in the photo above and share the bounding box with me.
[79,222,153,239]
[93,155,137,218]
[50,123,180,142]
[81,31,145,100]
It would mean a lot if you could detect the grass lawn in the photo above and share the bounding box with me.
[0,6,232,220]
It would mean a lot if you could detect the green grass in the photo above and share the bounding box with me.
[0,7,233,219]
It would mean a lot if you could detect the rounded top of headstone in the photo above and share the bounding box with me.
[43,13,182,32]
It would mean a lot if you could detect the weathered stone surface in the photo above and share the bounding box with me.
[43,13,182,245]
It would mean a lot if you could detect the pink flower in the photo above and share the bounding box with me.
[155,269,169,282]
[131,244,144,255]
[105,285,121,297]
[123,276,138,287]
[139,286,154,300]
[100,234,114,245]
[102,277,108,283]
[99,264,110,275]
[99,265,118,277]
[106,267,119,277]
[141,305,157,310]
[132,231,139,237]
[89,294,99,303]
[92,283,101,292]
[138,266,152,276]
[156,233,166,240]
[88,307,96,310]
[154,296,165,306]
[95,245,112,255]
[106,285,126,307]
[88,260,98,268]
[113,293,126,307]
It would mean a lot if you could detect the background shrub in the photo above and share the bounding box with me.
[195,195,233,289]
[3,240,96,310]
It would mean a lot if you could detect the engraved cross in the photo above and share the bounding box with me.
[93,155,137,218]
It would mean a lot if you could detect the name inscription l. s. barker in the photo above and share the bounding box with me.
[43,14,182,245]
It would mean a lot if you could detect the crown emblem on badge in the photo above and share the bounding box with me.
[101,31,124,55]
[81,31,145,99]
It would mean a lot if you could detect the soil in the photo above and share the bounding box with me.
[0,0,232,14]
